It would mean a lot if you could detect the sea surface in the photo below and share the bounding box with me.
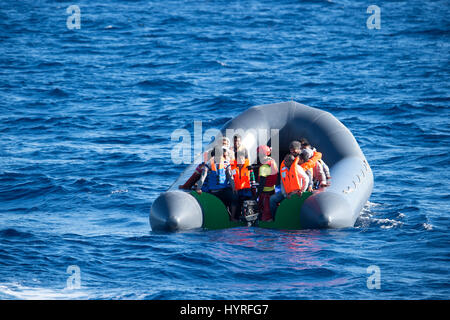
[0,0,449,300]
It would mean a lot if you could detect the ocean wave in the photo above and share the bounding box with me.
[47,88,69,97]
[134,79,193,91]
[0,228,34,239]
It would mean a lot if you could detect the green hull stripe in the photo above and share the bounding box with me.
[190,191,245,230]
[191,191,312,230]
[258,192,312,230]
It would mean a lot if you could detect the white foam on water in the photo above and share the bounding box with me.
[110,189,128,195]
[423,223,433,231]
[356,201,403,229]
[0,283,89,300]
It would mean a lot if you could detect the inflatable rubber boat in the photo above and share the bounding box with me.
[150,101,373,231]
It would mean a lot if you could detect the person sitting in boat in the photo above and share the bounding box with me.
[297,138,323,174]
[255,145,278,222]
[300,139,331,188]
[230,150,257,220]
[269,141,310,219]
[195,146,235,213]
[232,134,249,164]
[178,136,231,190]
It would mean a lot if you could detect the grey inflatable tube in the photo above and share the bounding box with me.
[150,101,373,231]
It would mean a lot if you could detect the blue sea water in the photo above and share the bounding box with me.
[0,0,449,300]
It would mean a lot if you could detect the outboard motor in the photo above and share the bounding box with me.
[241,200,259,227]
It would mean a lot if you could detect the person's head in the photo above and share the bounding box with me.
[257,145,271,164]
[298,150,310,164]
[302,147,313,160]
[301,142,311,150]
[299,138,311,149]
[299,138,309,145]
[289,141,302,157]
[257,145,271,157]
[236,152,246,165]
[212,145,230,161]
[222,137,230,148]
[222,147,230,159]
[233,134,242,149]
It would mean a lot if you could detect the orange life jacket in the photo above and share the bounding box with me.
[280,157,302,194]
[231,158,251,191]
[300,151,322,172]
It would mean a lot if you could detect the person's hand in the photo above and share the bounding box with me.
[308,186,313,192]
[196,189,202,195]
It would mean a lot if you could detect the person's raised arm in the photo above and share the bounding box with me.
[305,169,313,192]
[179,163,203,190]
[225,164,236,192]
[195,165,209,194]
[297,166,309,193]
[316,162,327,186]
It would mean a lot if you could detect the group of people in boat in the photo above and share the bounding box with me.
[179,134,331,222]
